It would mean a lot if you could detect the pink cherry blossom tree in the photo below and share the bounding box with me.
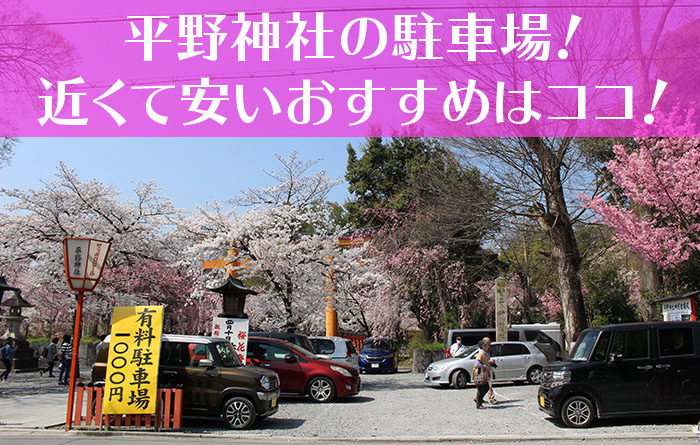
[584,112,700,270]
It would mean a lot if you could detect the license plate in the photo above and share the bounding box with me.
[371,363,379,368]
[539,396,545,407]
[271,396,278,408]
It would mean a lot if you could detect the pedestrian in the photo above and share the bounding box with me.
[95,334,107,357]
[0,338,15,381]
[449,336,468,358]
[41,337,59,377]
[471,337,495,409]
[58,334,72,385]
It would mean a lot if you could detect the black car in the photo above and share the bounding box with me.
[249,332,316,354]
[538,321,700,428]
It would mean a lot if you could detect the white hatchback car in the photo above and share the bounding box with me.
[309,336,359,368]
[424,341,548,388]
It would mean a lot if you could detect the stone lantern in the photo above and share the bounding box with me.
[208,276,257,318]
[1,289,33,341]
[0,279,38,371]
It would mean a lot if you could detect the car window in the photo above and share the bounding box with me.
[507,331,519,341]
[501,344,528,356]
[259,342,291,361]
[591,331,611,362]
[213,341,242,367]
[658,327,694,356]
[571,330,599,361]
[160,342,190,367]
[524,331,537,341]
[346,341,357,354]
[488,344,501,357]
[187,343,214,366]
[361,340,392,352]
[312,339,335,355]
[536,332,553,344]
[610,330,649,359]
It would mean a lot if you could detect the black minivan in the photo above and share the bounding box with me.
[538,321,700,427]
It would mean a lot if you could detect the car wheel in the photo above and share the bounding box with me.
[527,366,543,385]
[560,396,595,428]
[307,376,336,403]
[450,369,469,389]
[222,397,256,430]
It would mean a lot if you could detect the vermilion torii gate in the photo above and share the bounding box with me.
[202,235,371,337]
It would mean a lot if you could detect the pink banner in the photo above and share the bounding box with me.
[2,0,698,136]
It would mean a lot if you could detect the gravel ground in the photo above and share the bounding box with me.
[177,371,700,439]
[1,370,698,439]
[0,369,81,398]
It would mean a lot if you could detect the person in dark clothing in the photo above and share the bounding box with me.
[42,337,60,377]
[1,338,15,381]
[58,334,72,385]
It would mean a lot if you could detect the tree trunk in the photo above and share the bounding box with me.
[525,137,588,348]
[550,224,587,348]
[637,205,663,297]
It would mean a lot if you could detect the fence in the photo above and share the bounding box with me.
[340,334,366,353]
[69,384,183,430]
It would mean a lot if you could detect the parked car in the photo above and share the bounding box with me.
[249,331,316,354]
[309,336,359,368]
[358,337,398,373]
[538,321,700,428]
[246,336,361,402]
[444,328,562,361]
[92,334,280,430]
[425,341,547,388]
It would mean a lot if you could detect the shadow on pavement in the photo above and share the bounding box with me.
[182,416,305,431]
[279,395,375,404]
[544,413,700,429]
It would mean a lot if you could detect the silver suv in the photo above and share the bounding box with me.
[424,341,548,388]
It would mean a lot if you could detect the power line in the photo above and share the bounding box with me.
[0,55,694,94]
[2,4,698,28]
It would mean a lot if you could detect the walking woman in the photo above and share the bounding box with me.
[58,334,72,385]
[472,337,495,409]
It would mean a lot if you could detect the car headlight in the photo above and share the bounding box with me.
[330,365,352,377]
[431,363,449,372]
[550,369,571,387]
[260,375,272,390]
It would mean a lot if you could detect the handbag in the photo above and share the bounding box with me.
[472,364,487,385]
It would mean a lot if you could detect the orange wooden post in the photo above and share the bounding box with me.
[163,389,172,429]
[172,389,183,429]
[85,387,94,425]
[74,385,84,426]
[95,388,103,427]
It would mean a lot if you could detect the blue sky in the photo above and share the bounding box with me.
[0,137,365,210]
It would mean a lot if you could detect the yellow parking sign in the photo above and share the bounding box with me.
[103,306,163,415]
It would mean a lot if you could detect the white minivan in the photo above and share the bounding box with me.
[309,336,359,368]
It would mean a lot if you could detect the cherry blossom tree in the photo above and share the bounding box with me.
[584,114,700,269]
[369,208,474,341]
[0,162,177,334]
[174,151,347,333]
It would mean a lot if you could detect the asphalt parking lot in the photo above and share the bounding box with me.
[177,371,700,439]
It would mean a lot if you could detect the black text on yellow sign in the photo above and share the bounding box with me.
[103,305,163,415]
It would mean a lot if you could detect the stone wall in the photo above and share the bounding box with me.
[412,349,446,373]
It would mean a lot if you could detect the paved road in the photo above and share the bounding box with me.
[1,431,699,445]
[1,371,699,441]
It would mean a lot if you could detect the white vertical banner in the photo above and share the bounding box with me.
[212,317,250,363]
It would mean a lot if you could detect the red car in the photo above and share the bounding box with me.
[247,336,361,402]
